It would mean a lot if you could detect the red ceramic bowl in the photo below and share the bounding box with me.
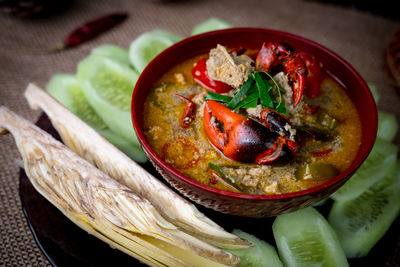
[132,28,377,217]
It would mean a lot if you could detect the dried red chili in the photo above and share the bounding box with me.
[174,94,196,128]
[52,13,128,52]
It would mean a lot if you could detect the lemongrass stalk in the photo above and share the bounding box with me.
[0,106,240,266]
[25,84,250,249]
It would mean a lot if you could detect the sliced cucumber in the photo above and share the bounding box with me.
[191,18,233,35]
[91,44,131,66]
[129,30,183,73]
[368,83,380,104]
[273,207,348,267]
[313,197,329,207]
[331,138,398,202]
[46,74,107,130]
[328,163,400,258]
[46,74,147,163]
[225,229,283,267]
[378,111,398,142]
[77,55,139,143]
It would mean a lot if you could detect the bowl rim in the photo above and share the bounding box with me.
[132,27,377,201]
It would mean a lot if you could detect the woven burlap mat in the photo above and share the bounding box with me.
[1,0,399,266]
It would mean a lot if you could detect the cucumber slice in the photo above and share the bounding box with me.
[378,111,398,142]
[273,207,349,267]
[226,229,283,267]
[328,163,400,258]
[331,138,398,202]
[129,30,183,73]
[91,44,131,66]
[191,18,233,35]
[313,197,329,207]
[77,55,139,143]
[46,74,147,163]
[368,83,380,104]
[46,74,107,130]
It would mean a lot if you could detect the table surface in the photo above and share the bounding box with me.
[1,0,399,266]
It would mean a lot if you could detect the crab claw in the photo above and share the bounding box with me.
[255,42,307,107]
[203,100,294,164]
[299,52,325,98]
[260,108,299,156]
[283,54,307,107]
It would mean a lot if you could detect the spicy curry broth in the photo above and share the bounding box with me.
[143,54,361,195]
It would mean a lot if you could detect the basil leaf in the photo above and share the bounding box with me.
[254,72,274,109]
[226,76,254,109]
[234,91,259,109]
[242,99,258,108]
[208,163,244,192]
[205,92,232,103]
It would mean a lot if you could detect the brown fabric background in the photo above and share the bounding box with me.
[0,0,399,266]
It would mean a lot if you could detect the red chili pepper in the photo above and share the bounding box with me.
[312,148,333,157]
[299,52,325,98]
[174,94,196,128]
[192,58,232,93]
[47,13,128,52]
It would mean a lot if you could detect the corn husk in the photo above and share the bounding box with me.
[0,106,240,267]
[24,83,250,249]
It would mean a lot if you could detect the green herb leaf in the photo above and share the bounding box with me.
[242,99,258,108]
[205,92,232,103]
[234,91,258,110]
[226,76,254,109]
[208,163,244,192]
[259,71,287,115]
[253,72,274,109]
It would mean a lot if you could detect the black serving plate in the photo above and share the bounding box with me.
[19,114,400,266]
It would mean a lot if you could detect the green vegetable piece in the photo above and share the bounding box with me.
[234,91,259,110]
[368,83,380,104]
[261,71,287,114]
[295,163,338,180]
[208,163,244,192]
[91,44,131,66]
[378,111,398,142]
[191,18,233,35]
[296,123,334,141]
[317,111,338,130]
[204,92,233,103]
[328,163,400,258]
[77,55,140,145]
[129,30,183,73]
[312,198,329,207]
[331,138,398,202]
[242,99,258,108]
[46,74,147,162]
[226,229,283,267]
[227,76,255,109]
[253,72,274,109]
[273,207,349,267]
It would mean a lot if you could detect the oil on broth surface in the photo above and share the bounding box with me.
[143,54,361,195]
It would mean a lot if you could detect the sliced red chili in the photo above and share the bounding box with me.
[192,58,232,93]
[312,148,333,157]
[161,138,200,170]
[174,94,196,128]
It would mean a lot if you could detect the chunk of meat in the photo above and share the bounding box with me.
[206,44,254,88]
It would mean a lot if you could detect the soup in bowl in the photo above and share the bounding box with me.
[132,28,377,217]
